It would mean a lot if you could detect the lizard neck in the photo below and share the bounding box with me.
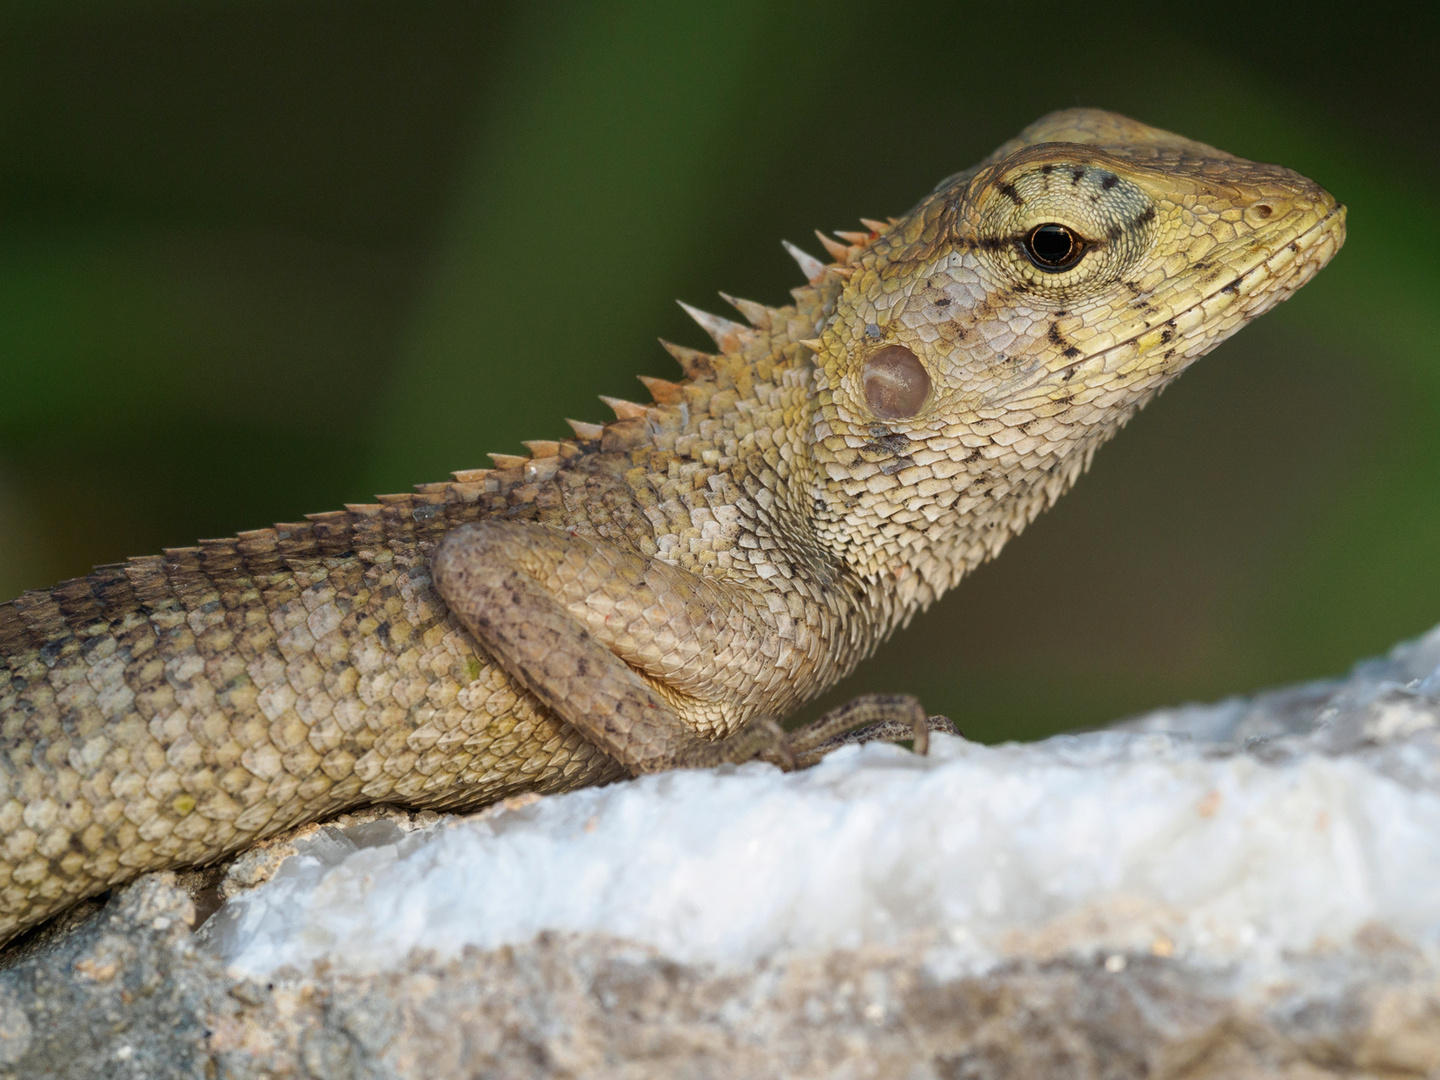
[661,254,1124,650]
[795,236,1160,642]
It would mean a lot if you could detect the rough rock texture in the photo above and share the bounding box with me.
[3,622,1440,1079]
[6,897,1440,1079]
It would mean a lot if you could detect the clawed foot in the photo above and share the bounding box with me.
[785,694,961,768]
[706,694,961,772]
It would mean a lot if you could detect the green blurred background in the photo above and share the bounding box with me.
[1,1,1436,743]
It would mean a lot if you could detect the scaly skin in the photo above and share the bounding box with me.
[0,110,1344,945]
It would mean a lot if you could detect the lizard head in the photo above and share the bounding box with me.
[806,108,1345,610]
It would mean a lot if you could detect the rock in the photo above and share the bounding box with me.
[3,623,1440,1079]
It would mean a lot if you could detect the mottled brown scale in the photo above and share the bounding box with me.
[0,109,1344,946]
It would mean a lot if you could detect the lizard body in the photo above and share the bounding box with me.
[0,110,1343,945]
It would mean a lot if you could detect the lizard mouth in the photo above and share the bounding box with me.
[1039,200,1347,388]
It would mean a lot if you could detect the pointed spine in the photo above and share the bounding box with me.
[815,230,851,263]
[719,292,774,330]
[637,375,685,404]
[677,301,753,352]
[599,395,650,420]
[450,468,493,483]
[659,339,715,379]
[782,240,827,284]
[566,418,605,440]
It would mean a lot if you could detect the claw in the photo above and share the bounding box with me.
[783,693,951,766]
[755,717,798,772]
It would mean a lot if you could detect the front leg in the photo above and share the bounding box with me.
[432,519,947,775]
[432,520,753,773]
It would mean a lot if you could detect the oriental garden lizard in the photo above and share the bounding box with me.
[0,110,1345,945]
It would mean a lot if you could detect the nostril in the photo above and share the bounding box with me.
[1253,203,1273,219]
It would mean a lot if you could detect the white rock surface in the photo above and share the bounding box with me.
[200,623,1440,988]
[9,622,1440,1079]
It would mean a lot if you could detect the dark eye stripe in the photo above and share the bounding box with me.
[958,202,1153,258]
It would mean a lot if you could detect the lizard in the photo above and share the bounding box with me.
[0,109,1344,947]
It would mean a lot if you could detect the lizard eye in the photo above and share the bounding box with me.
[1024,223,1086,272]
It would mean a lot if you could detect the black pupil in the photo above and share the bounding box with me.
[1027,224,1078,268]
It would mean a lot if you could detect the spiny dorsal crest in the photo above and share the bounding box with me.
[0,212,904,650]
